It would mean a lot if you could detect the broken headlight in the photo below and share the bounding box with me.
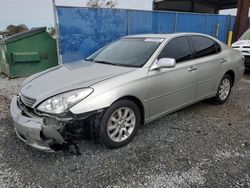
[37,88,93,114]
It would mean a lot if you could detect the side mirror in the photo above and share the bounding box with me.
[150,58,176,70]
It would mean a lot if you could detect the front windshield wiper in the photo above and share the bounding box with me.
[84,59,114,65]
[84,58,93,61]
[93,60,119,66]
[87,59,140,68]
[95,61,141,68]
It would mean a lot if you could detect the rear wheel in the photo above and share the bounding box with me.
[212,74,232,104]
[99,100,141,149]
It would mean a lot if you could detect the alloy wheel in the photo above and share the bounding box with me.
[107,107,136,142]
[219,78,231,101]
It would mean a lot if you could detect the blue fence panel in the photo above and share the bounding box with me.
[57,7,234,63]
[57,7,127,63]
[230,16,236,31]
[176,13,207,33]
[206,15,230,42]
[128,10,154,34]
[128,11,176,35]
[153,12,176,33]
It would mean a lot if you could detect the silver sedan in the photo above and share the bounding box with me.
[10,33,245,151]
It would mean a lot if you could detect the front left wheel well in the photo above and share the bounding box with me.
[115,96,145,125]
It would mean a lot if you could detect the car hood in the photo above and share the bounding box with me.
[20,61,136,104]
[232,40,250,47]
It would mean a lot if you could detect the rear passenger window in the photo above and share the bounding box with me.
[191,36,221,58]
[158,36,192,63]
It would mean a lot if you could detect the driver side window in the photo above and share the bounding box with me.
[158,36,192,63]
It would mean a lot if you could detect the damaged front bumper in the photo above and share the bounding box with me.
[10,95,102,152]
[11,96,57,151]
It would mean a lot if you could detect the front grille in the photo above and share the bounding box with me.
[20,94,36,107]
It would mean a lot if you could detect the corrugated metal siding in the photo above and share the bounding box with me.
[56,7,236,63]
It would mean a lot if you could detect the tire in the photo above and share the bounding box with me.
[99,100,141,149]
[212,74,232,104]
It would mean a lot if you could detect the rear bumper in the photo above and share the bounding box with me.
[10,96,64,152]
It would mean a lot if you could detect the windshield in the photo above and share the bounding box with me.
[240,29,250,40]
[87,38,163,67]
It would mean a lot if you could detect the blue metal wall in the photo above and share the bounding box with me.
[56,6,235,63]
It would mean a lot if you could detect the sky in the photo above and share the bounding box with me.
[0,0,241,30]
[0,0,54,30]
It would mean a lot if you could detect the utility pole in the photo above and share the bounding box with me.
[233,0,250,42]
[52,0,62,64]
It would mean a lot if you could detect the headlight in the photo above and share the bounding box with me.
[37,88,93,114]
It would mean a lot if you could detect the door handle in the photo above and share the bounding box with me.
[188,66,197,72]
[219,58,227,63]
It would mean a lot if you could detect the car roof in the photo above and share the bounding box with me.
[123,33,215,40]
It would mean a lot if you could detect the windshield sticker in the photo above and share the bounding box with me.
[145,38,164,43]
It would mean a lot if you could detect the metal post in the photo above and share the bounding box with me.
[205,14,208,34]
[174,12,177,32]
[227,31,233,47]
[225,15,232,43]
[52,0,62,64]
[127,9,130,35]
[215,23,220,38]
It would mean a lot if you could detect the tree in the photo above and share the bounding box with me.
[6,24,29,35]
[86,0,116,8]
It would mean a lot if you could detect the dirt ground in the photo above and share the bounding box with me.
[0,73,250,188]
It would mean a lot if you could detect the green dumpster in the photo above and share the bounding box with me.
[0,27,58,78]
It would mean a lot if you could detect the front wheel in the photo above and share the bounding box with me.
[212,74,232,104]
[99,100,141,149]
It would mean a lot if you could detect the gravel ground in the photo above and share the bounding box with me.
[0,73,250,188]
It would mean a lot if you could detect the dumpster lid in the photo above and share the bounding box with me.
[0,27,47,44]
